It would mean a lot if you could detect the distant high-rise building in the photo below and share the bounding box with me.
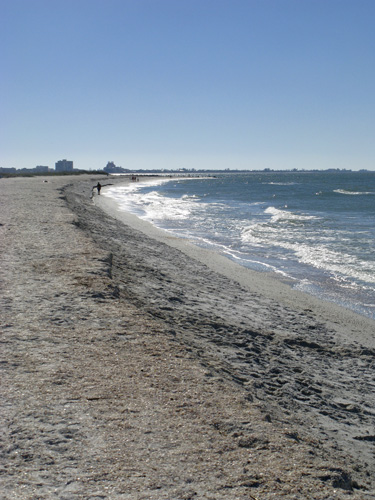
[103,161,128,173]
[35,165,49,173]
[106,161,116,170]
[55,159,73,172]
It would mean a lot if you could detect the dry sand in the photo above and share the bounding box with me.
[1,174,375,499]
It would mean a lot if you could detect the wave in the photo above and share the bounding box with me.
[241,204,375,284]
[104,178,206,222]
[264,206,319,222]
[263,182,299,186]
[334,189,375,195]
[242,221,375,284]
[241,206,320,248]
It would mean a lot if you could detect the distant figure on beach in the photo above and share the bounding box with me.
[96,182,101,195]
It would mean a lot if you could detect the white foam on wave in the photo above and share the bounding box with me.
[179,232,293,278]
[242,219,375,285]
[104,177,172,205]
[334,189,375,195]
[290,243,375,284]
[241,206,315,248]
[104,178,209,223]
[241,207,319,248]
[265,206,319,221]
[240,205,375,285]
[263,182,299,186]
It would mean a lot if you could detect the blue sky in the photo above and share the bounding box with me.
[1,0,375,171]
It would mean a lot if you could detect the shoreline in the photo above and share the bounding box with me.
[96,177,375,347]
[100,172,375,323]
[82,177,375,481]
[1,174,374,498]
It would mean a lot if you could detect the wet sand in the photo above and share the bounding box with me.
[1,174,374,499]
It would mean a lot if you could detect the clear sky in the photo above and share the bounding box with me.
[1,0,375,171]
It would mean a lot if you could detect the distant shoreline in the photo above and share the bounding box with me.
[1,167,373,178]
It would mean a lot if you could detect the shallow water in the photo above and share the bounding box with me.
[104,171,375,319]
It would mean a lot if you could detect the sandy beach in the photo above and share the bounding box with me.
[1,174,375,499]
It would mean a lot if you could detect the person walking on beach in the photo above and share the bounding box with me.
[96,182,101,195]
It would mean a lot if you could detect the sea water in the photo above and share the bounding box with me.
[103,171,375,320]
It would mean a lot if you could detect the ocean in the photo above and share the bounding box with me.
[103,171,375,320]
